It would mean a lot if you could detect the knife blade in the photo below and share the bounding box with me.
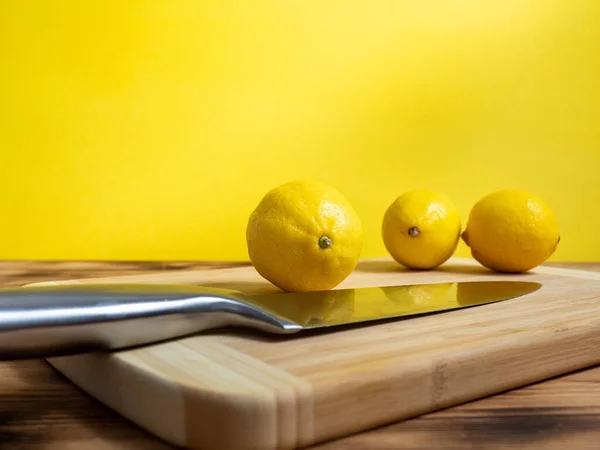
[0,280,540,360]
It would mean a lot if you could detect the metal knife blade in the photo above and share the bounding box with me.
[0,280,541,359]
[245,280,542,328]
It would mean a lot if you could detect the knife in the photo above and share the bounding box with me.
[0,280,540,360]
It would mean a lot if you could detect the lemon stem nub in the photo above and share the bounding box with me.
[408,226,420,237]
[319,235,332,249]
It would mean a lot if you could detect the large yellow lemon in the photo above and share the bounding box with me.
[246,180,363,292]
[381,190,461,269]
[462,190,560,272]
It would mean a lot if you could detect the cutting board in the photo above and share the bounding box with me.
[28,257,600,450]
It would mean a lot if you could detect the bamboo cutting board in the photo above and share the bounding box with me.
[29,257,600,450]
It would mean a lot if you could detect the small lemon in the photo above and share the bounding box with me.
[382,190,461,269]
[462,190,559,272]
[246,180,363,292]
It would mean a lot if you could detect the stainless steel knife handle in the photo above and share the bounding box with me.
[0,284,301,360]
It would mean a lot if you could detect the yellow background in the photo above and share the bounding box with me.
[1,1,599,261]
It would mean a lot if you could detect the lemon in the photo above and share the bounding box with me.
[381,190,461,269]
[462,190,559,272]
[246,180,363,292]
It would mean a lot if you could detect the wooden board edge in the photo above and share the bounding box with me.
[47,339,317,450]
[20,257,600,288]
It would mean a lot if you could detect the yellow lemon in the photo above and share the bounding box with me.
[246,180,363,292]
[462,190,560,272]
[381,190,461,269]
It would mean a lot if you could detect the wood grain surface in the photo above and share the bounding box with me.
[1,260,600,450]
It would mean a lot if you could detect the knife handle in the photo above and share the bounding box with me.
[0,284,299,360]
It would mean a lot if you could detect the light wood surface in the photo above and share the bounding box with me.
[23,257,600,450]
[1,260,600,449]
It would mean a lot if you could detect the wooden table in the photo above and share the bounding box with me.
[1,260,600,449]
